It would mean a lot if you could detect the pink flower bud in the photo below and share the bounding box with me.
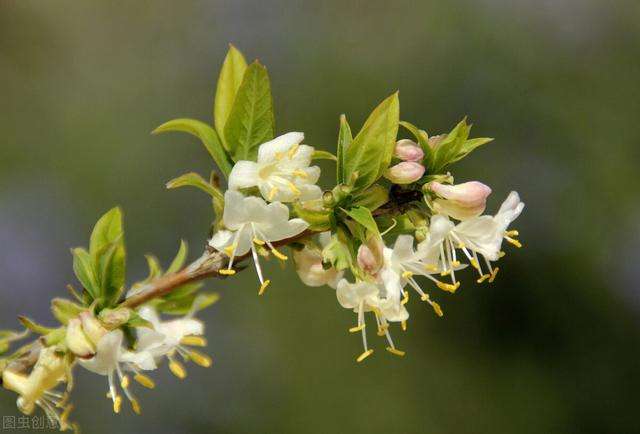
[428,134,445,149]
[394,139,424,162]
[357,237,384,275]
[384,162,425,184]
[428,181,492,220]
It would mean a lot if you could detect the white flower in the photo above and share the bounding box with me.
[292,232,343,287]
[422,191,524,284]
[228,132,322,203]
[209,190,309,294]
[382,235,451,315]
[135,306,211,379]
[78,330,156,415]
[336,278,408,362]
[2,346,73,430]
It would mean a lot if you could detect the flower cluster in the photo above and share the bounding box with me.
[0,45,524,430]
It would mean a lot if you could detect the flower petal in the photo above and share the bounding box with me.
[257,132,304,162]
[228,161,259,190]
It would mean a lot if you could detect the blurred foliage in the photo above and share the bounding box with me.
[0,0,639,433]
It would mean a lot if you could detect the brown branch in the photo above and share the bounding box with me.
[119,229,316,310]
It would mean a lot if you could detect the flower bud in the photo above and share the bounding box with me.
[79,311,107,345]
[384,162,425,184]
[99,308,131,329]
[356,237,384,275]
[65,318,95,358]
[394,139,424,162]
[428,134,445,149]
[428,181,492,220]
[293,247,341,288]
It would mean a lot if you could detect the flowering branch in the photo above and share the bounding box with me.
[0,44,525,432]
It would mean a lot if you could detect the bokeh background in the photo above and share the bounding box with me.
[1,1,639,433]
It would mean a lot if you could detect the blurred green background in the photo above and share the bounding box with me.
[1,0,639,433]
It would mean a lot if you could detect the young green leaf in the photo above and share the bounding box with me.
[18,316,55,335]
[336,114,352,184]
[51,298,84,325]
[214,44,248,149]
[312,150,337,161]
[72,247,100,301]
[352,184,389,211]
[153,118,233,177]
[89,207,123,257]
[90,208,126,308]
[224,61,275,161]
[344,93,399,191]
[343,206,380,238]
[167,240,188,274]
[431,118,472,172]
[166,172,224,203]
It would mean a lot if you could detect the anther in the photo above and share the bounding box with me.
[258,279,271,295]
[401,321,407,331]
[189,350,213,368]
[113,395,122,414]
[349,324,365,333]
[131,399,142,415]
[477,274,491,283]
[169,360,187,379]
[488,267,500,283]
[120,375,130,389]
[181,336,207,347]
[268,187,279,200]
[271,248,288,261]
[134,374,155,389]
[386,347,406,357]
[219,269,236,276]
[253,238,265,246]
[432,302,444,317]
[356,349,374,363]
[402,271,413,279]
[436,281,460,293]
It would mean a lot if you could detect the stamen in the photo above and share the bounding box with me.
[477,274,491,283]
[431,302,444,317]
[286,181,301,196]
[271,248,288,261]
[401,291,409,305]
[268,187,279,201]
[113,395,122,414]
[402,271,413,279]
[349,324,365,333]
[181,336,207,347]
[293,169,308,178]
[401,321,407,331]
[386,347,406,357]
[130,398,142,415]
[120,375,130,389]
[287,143,300,158]
[488,267,500,283]
[169,359,187,379]
[218,269,236,276]
[451,260,461,267]
[423,264,439,272]
[436,281,460,293]
[470,258,480,270]
[188,350,212,368]
[258,279,271,295]
[505,230,519,237]
[134,374,155,389]
[506,237,522,248]
[356,349,374,363]
[498,251,506,258]
[253,237,265,246]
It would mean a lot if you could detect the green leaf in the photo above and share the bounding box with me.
[337,114,352,184]
[72,247,100,300]
[0,330,28,356]
[293,201,333,232]
[449,137,494,164]
[90,208,126,308]
[167,240,188,274]
[51,298,84,325]
[224,61,275,161]
[126,311,153,329]
[153,118,233,177]
[400,120,434,169]
[322,231,353,271]
[312,150,337,161]
[343,206,380,238]
[214,44,248,149]
[144,255,164,281]
[167,172,224,204]
[155,291,218,316]
[431,118,472,172]
[344,93,399,191]
[18,316,55,335]
[352,184,389,211]
[89,207,123,256]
